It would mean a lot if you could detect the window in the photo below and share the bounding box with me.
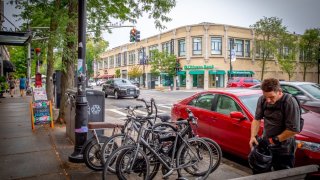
[178,39,186,57]
[104,58,108,69]
[192,37,202,55]
[109,56,114,68]
[211,37,222,55]
[245,40,250,57]
[255,41,261,58]
[216,95,242,115]
[115,53,121,67]
[98,61,103,69]
[128,51,135,65]
[123,52,127,66]
[162,41,171,54]
[148,45,158,60]
[281,85,304,96]
[235,39,244,57]
[188,94,215,111]
[139,48,147,64]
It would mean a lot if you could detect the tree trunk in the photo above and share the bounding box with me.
[261,59,266,81]
[46,0,60,104]
[303,65,307,81]
[58,0,77,124]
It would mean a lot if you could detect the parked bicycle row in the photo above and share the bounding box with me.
[81,98,222,179]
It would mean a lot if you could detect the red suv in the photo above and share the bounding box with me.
[227,77,261,88]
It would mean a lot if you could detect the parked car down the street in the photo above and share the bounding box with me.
[171,89,320,176]
[102,78,140,99]
[251,81,320,114]
[130,80,140,87]
[227,77,261,88]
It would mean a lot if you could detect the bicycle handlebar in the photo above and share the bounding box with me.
[186,108,197,126]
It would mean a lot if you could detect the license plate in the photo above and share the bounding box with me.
[129,91,134,95]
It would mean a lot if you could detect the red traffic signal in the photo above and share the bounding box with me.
[35,48,41,56]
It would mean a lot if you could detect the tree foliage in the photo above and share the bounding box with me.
[149,50,176,77]
[251,16,287,80]
[276,32,298,81]
[115,69,121,78]
[299,28,320,81]
[86,36,108,77]
[128,65,143,79]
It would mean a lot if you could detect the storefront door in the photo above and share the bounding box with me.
[197,75,204,88]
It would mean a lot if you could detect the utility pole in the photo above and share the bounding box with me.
[69,0,88,163]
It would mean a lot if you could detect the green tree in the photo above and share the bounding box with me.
[128,65,143,79]
[86,36,108,78]
[299,28,320,81]
[149,50,176,77]
[251,17,287,80]
[277,32,298,81]
[115,69,121,78]
[8,46,27,78]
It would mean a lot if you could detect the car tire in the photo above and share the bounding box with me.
[114,90,119,99]
[134,96,139,99]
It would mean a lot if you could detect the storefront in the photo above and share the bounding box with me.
[209,70,226,88]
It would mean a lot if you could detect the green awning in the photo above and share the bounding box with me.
[227,70,255,75]
[209,70,226,75]
[177,71,186,75]
[189,70,204,75]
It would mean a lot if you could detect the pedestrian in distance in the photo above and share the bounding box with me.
[8,76,15,97]
[249,78,301,174]
[19,75,27,97]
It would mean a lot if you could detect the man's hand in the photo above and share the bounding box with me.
[249,136,258,149]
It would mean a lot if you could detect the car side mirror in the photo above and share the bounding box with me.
[230,111,246,120]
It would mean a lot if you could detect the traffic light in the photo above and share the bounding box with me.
[130,28,136,42]
[135,30,140,42]
[30,48,35,60]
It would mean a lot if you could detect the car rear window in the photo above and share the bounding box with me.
[239,94,261,115]
[298,84,320,99]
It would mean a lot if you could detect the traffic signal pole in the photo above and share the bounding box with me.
[69,0,88,163]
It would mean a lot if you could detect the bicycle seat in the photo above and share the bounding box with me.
[157,114,171,122]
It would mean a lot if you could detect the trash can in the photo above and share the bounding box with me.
[65,88,105,143]
[86,89,105,138]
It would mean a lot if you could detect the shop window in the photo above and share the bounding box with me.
[178,39,186,57]
[192,37,202,55]
[211,37,222,55]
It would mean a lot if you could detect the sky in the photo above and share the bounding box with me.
[3,0,320,49]
[103,0,320,49]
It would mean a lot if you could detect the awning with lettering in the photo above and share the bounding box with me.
[209,70,226,75]
[227,70,254,75]
[177,71,186,75]
[189,70,204,75]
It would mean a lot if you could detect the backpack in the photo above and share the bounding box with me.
[261,93,304,133]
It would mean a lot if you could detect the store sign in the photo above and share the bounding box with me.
[184,65,214,70]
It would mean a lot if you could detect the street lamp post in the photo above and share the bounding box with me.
[229,38,235,80]
[69,0,88,163]
[140,47,146,88]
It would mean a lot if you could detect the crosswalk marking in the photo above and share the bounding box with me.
[107,109,127,116]
[157,104,172,109]
[106,104,172,117]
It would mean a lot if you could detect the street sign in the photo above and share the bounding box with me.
[231,49,236,62]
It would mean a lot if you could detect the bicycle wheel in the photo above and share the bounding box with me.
[103,145,136,180]
[83,139,104,171]
[176,137,213,179]
[201,137,222,173]
[101,133,135,171]
[116,146,150,180]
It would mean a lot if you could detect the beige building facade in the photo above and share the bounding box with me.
[97,22,318,90]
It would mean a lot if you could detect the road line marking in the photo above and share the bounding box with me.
[134,110,148,115]
[157,105,172,109]
[108,109,127,116]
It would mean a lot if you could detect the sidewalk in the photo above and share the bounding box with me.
[0,93,251,180]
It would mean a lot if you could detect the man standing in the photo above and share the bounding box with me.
[249,78,300,173]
